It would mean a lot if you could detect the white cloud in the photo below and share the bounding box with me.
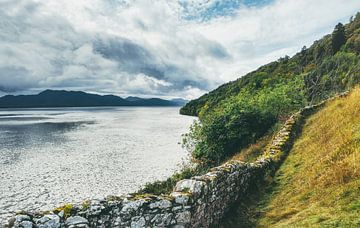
[0,0,359,99]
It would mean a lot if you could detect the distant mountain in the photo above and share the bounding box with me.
[170,98,188,106]
[0,90,186,108]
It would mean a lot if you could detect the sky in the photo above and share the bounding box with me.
[0,0,360,99]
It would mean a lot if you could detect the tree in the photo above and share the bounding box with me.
[331,23,346,54]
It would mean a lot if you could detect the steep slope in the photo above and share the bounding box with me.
[181,13,360,117]
[220,87,360,228]
[220,87,360,227]
[255,87,360,227]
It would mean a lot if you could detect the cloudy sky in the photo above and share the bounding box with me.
[1,0,359,99]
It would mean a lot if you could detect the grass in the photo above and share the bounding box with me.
[137,164,210,195]
[227,123,283,163]
[256,86,360,227]
[229,134,273,163]
[53,203,73,218]
[219,87,360,227]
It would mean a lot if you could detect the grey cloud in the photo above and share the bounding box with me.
[93,37,160,76]
[1,0,356,99]
[92,37,211,90]
[0,66,35,92]
[0,0,227,98]
[206,41,231,59]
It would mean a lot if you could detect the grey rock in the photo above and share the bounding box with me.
[65,216,88,227]
[170,192,190,205]
[174,180,206,197]
[19,221,33,228]
[89,205,102,216]
[37,214,60,228]
[121,200,145,213]
[175,211,191,224]
[172,206,183,212]
[57,211,64,218]
[15,215,31,223]
[130,216,145,228]
[149,200,172,209]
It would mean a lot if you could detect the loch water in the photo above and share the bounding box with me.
[0,107,195,224]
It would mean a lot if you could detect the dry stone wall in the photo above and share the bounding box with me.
[8,93,348,228]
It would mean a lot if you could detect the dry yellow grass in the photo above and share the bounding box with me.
[228,134,274,163]
[257,87,360,227]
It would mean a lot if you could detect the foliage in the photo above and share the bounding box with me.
[184,79,306,164]
[53,204,73,218]
[181,13,360,165]
[137,164,209,195]
[332,23,346,54]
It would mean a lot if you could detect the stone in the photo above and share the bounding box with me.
[37,214,60,228]
[149,200,172,209]
[175,211,191,224]
[172,206,183,212]
[174,180,206,197]
[121,200,145,214]
[19,221,34,228]
[15,214,31,223]
[58,210,64,218]
[162,213,173,226]
[172,225,186,228]
[150,213,173,226]
[65,216,89,227]
[89,204,102,216]
[170,192,190,205]
[130,216,146,228]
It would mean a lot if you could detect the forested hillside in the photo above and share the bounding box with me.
[181,13,360,165]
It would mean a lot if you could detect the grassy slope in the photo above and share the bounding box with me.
[256,87,360,227]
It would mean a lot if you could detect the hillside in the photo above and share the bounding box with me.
[180,13,360,166]
[0,90,186,108]
[181,14,360,117]
[221,87,360,227]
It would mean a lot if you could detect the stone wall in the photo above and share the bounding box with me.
[8,93,348,228]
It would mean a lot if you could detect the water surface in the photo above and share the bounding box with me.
[0,107,195,224]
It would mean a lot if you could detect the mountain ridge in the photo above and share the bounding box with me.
[0,89,187,108]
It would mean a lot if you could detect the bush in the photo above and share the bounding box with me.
[184,81,305,165]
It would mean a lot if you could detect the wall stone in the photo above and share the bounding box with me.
[7,92,348,228]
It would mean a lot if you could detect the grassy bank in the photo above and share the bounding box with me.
[221,87,360,227]
[256,86,360,227]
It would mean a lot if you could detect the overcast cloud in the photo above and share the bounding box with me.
[0,0,359,99]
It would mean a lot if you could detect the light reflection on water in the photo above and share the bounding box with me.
[0,107,195,224]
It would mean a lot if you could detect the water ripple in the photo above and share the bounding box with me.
[0,107,195,224]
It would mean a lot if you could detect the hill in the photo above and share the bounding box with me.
[0,90,186,108]
[221,86,360,227]
[181,14,360,117]
[180,13,360,165]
